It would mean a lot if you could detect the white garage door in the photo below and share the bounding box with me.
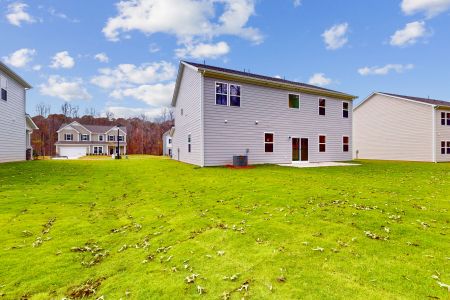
[60,146,87,159]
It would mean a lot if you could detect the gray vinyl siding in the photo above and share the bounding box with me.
[435,109,450,162]
[0,69,26,163]
[172,66,203,165]
[202,77,352,166]
[353,94,433,162]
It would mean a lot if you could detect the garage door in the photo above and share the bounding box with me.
[59,146,87,159]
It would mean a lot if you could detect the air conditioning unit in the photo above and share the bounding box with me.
[233,155,248,167]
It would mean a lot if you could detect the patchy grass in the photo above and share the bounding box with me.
[0,156,449,299]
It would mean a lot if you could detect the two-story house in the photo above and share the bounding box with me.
[0,62,38,163]
[354,92,450,162]
[171,61,356,167]
[162,127,174,157]
[55,121,127,158]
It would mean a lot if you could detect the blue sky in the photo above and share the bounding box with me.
[1,0,450,118]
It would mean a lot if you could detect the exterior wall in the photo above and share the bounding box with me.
[353,94,433,162]
[58,128,81,141]
[0,69,26,163]
[172,66,203,165]
[162,132,172,156]
[435,109,450,162]
[202,76,353,166]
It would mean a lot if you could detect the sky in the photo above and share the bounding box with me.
[1,0,450,119]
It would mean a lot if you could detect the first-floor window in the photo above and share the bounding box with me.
[343,136,349,152]
[319,135,326,152]
[441,141,450,154]
[94,146,103,154]
[441,141,446,154]
[265,133,274,153]
[188,134,191,153]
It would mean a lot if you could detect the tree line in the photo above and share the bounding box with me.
[32,102,174,157]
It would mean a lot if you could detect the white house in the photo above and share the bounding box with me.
[55,121,127,159]
[354,92,450,162]
[0,62,38,163]
[171,61,356,167]
[162,128,174,157]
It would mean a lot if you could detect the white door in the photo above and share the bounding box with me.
[60,146,87,159]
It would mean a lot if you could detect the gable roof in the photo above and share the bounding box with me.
[57,122,127,134]
[355,92,450,111]
[172,61,357,106]
[0,61,32,89]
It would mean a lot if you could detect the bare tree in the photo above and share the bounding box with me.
[61,102,71,118]
[105,111,114,121]
[70,105,80,118]
[85,107,98,117]
[35,102,51,117]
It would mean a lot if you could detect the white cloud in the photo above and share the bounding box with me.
[104,106,168,119]
[293,0,301,7]
[358,64,414,76]
[6,2,36,26]
[91,61,176,89]
[48,7,79,23]
[94,53,109,63]
[32,65,42,71]
[390,21,427,47]
[401,0,450,17]
[322,23,349,50]
[102,0,263,45]
[110,82,175,106]
[176,41,230,59]
[2,48,36,68]
[39,75,91,101]
[149,43,160,53]
[50,51,75,69]
[308,73,332,87]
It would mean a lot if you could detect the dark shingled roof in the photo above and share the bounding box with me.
[55,141,127,145]
[183,61,355,98]
[381,92,450,108]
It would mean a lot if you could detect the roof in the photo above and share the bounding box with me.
[58,122,127,134]
[0,61,32,89]
[25,114,38,130]
[172,61,357,106]
[55,141,127,145]
[355,92,450,111]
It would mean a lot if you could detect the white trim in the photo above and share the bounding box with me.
[105,127,127,136]
[200,72,205,167]
[318,97,326,116]
[318,134,327,153]
[288,93,301,110]
[354,92,438,112]
[57,124,80,134]
[214,81,241,108]
[57,121,92,134]
[432,106,437,163]
[264,132,274,153]
[342,101,350,119]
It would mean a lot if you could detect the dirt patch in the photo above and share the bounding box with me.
[67,277,105,299]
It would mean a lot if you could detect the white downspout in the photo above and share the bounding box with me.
[200,70,205,167]
[432,106,437,163]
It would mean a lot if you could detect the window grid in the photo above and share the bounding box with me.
[319,135,326,152]
[264,133,274,153]
[319,99,326,116]
[343,136,349,152]
[343,102,349,118]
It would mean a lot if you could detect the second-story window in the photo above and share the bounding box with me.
[81,134,89,141]
[1,89,6,101]
[216,82,228,105]
[99,135,104,141]
[441,112,445,125]
[230,84,241,107]
[118,136,124,142]
[0,77,7,101]
[343,102,349,118]
[108,135,115,141]
[64,134,73,141]
[319,98,326,116]
[289,94,300,109]
[447,113,450,126]
[168,138,172,144]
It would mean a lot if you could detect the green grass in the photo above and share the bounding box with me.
[0,156,449,299]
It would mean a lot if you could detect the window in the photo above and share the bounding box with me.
[64,134,73,141]
[441,112,446,126]
[447,142,450,154]
[1,89,6,101]
[181,108,184,116]
[99,135,104,141]
[319,135,326,152]
[108,135,115,141]
[216,82,228,105]
[81,134,89,141]
[168,138,172,144]
[447,113,450,126]
[264,133,274,153]
[442,141,446,154]
[343,136,349,152]
[343,102,349,118]
[93,146,103,154]
[188,134,191,153]
[289,94,300,109]
[230,84,241,107]
[440,141,450,155]
[118,135,124,142]
[319,98,326,116]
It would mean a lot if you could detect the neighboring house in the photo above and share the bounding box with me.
[0,62,38,163]
[55,121,127,159]
[162,127,174,157]
[171,61,356,167]
[354,92,450,162]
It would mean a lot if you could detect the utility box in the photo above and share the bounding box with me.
[233,155,248,167]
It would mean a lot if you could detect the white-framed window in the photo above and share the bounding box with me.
[118,135,124,142]
[319,98,326,116]
[64,133,73,141]
[343,136,349,152]
[441,112,445,125]
[108,135,115,141]
[441,141,450,155]
[447,113,450,126]
[319,135,326,152]
[215,82,228,105]
[93,146,103,154]
[99,135,104,141]
[81,134,89,141]
[343,102,349,118]
[188,134,191,153]
[168,138,172,144]
[215,82,241,107]
[264,132,274,153]
[0,76,7,101]
[289,94,300,109]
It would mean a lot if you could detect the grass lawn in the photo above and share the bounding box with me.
[0,156,449,299]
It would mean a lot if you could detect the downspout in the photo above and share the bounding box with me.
[200,70,205,167]
[432,105,437,163]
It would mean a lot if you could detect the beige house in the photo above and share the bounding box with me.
[55,121,127,158]
[354,92,450,162]
[0,62,38,163]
